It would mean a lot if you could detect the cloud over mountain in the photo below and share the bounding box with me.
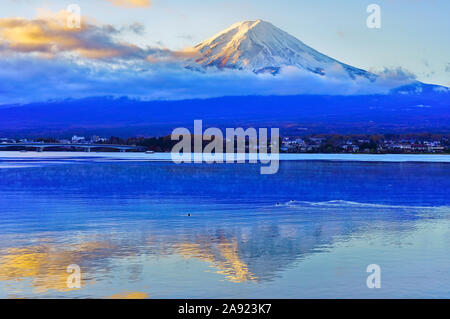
[0,56,417,105]
[0,16,429,104]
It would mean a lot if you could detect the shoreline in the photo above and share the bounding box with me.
[1,151,450,163]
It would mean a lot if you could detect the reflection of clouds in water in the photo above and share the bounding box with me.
[0,214,379,295]
[0,200,444,296]
[0,235,258,296]
[108,291,148,299]
[1,160,449,298]
[175,238,257,283]
[0,242,112,293]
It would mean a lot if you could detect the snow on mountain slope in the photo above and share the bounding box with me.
[189,20,375,80]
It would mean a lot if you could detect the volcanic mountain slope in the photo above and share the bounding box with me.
[189,19,375,80]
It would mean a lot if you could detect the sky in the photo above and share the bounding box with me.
[0,0,449,104]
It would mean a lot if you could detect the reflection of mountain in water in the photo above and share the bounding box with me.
[1,161,449,294]
[172,224,333,283]
[142,202,431,283]
[175,239,257,283]
[1,201,434,290]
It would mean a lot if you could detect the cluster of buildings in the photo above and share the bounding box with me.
[0,138,17,144]
[0,135,108,145]
[380,140,446,153]
[280,137,325,152]
[281,136,449,154]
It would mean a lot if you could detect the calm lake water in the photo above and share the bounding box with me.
[0,159,449,298]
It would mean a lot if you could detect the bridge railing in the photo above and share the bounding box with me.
[0,143,146,152]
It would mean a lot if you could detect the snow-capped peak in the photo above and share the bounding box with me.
[190,19,374,79]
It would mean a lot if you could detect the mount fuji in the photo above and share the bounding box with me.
[0,20,448,137]
[189,19,376,80]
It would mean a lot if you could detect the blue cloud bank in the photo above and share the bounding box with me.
[0,54,424,105]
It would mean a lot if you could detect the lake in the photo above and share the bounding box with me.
[0,156,449,298]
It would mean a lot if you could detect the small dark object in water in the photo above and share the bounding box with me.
[187,213,191,217]
[276,202,280,206]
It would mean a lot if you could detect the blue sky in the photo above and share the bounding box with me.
[0,0,448,103]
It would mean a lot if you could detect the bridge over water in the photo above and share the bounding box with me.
[0,143,146,152]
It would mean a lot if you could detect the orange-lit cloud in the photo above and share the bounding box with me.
[0,242,111,293]
[106,0,151,8]
[0,9,145,60]
[108,292,149,299]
